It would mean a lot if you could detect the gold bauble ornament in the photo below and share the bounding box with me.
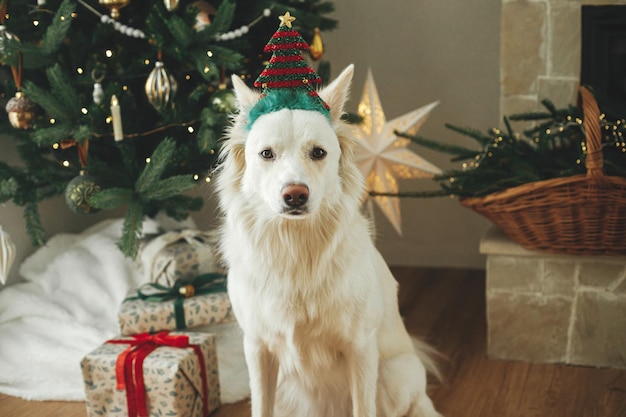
[6,91,38,129]
[145,61,177,111]
[99,0,130,20]
[164,0,179,11]
[309,28,324,61]
[65,170,102,214]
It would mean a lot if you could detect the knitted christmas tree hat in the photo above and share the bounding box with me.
[248,12,330,128]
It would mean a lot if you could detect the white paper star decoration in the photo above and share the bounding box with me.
[354,69,442,235]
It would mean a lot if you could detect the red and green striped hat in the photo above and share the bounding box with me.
[248,12,330,127]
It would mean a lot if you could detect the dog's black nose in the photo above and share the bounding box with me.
[282,184,309,207]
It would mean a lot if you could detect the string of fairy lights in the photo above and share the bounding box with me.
[452,111,626,189]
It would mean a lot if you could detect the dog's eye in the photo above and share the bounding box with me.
[311,147,327,160]
[259,149,274,159]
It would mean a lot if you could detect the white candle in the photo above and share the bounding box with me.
[110,94,124,142]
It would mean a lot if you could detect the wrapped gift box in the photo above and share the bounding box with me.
[138,230,224,286]
[81,332,220,417]
[119,288,235,336]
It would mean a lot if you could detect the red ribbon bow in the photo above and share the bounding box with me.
[106,331,209,417]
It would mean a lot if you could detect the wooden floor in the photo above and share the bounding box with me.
[1,267,625,417]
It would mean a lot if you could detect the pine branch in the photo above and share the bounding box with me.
[41,0,76,55]
[203,45,244,71]
[22,64,81,122]
[313,1,337,15]
[0,178,18,203]
[193,55,219,82]
[135,138,176,193]
[23,202,46,248]
[395,130,476,159]
[140,175,197,201]
[160,10,193,48]
[89,187,135,210]
[45,64,82,118]
[444,123,493,146]
[119,200,144,259]
[31,124,74,146]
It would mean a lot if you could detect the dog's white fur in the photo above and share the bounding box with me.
[216,64,442,417]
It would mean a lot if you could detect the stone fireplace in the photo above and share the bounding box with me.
[500,0,626,125]
[485,1,626,370]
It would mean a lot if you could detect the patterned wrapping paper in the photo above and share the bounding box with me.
[137,230,225,287]
[81,332,220,417]
[119,291,235,336]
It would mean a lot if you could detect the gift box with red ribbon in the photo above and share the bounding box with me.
[118,273,235,336]
[81,331,220,417]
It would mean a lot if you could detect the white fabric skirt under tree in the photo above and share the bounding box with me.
[0,218,250,403]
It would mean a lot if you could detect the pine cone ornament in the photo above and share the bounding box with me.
[6,91,38,129]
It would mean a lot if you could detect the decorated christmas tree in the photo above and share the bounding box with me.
[0,0,336,257]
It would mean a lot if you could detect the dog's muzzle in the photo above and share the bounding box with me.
[281,183,309,215]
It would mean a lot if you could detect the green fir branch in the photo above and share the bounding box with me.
[22,64,81,123]
[89,188,135,210]
[203,45,244,71]
[23,202,46,248]
[22,80,69,121]
[31,124,74,146]
[135,138,176,193]
[0,178,18,202]
[119,201,144,259]
[444,123,492,146]
[160,11,193,48]
[313,1,337,16]
[395,130,476,159]
[45,64,82,118]
[140,175,197,201]
[41,0,76,55]
[193,55,219,82]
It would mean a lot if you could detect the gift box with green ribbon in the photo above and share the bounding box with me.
[81,331,220,417]
[118,273,235,336]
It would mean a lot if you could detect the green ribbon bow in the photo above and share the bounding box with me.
[127,272,227,330]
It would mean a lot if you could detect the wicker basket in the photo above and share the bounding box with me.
[460,86,626,256]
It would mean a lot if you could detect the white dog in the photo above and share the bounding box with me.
[216,64,442,417]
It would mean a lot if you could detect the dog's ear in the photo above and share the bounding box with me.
[319,64,354,122]
[231,74,260,112]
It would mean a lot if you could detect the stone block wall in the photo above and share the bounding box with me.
[500,0,626,129]
[481,227,626,369]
